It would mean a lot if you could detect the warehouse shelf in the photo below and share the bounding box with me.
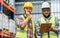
[0,0,16,38]
[0,0,15,13]
[0,32,15,38]
[0,32,10,38]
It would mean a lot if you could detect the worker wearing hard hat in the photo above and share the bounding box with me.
[36,2,59,38]
[16,2,35,38]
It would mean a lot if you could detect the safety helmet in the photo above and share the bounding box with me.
[42,2,50,9]
[23,2,33,9]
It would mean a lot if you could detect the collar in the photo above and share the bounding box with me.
[43,15,52,23]
[24,14,27,19]
[43,15,52,20]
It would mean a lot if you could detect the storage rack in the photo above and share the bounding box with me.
[0,0,16,38]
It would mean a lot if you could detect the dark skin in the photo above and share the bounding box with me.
[42,8,58,33]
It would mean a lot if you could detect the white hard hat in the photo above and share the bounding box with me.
[42,2,50,9]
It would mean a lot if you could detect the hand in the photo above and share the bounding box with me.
[46,28,52,32]
[25,10,31,16]
[27,16,32,21]
[51,28,58,33]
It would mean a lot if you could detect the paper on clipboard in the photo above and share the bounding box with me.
[40,23,52,34]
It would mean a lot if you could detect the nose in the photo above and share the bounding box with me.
[46,10,48,13]
[45,10,49,13]
[27,8,30,10]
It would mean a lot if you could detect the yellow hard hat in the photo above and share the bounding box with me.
[23,2,33,9]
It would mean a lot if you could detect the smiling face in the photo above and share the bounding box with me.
[42,8,50,18]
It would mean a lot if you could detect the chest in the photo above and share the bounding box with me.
[40,17,55,27]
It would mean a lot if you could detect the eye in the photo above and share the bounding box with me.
[25,7,32,10]
[25,8,28,9]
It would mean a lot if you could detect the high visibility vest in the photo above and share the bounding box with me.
[16,15,35,38]
[39,16,58,38]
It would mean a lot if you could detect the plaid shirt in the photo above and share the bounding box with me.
[16,16,23,27]
[27,20,33,38]
[16,15,33,38]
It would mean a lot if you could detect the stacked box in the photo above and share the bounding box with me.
[9,19,16,34]
[12,20,16,34]
[2,13,9,30]
[4,0,9,4]
[0,14,3,30]
[9,0,15,9]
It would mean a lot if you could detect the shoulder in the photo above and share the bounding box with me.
[18,15,24,18]
[16,15,24,20]
[51,16,58,19]
[38,17,44,22]
[52,16,58,23]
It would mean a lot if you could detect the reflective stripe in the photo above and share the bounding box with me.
[17,30,35,35]
[33,34,35,36]
[17,30,27,32]
[16,37,20,38]
[42,33,57,36]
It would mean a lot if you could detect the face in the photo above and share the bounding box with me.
[42,8,50,17]
[24,7,32,16]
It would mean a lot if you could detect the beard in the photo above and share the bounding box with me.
[43,13,51,18]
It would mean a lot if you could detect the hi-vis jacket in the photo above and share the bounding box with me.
[16,15,35,38]
[36,16,59,38]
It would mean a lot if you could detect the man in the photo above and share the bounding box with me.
[16,2,35,38]
[36,2,59,38]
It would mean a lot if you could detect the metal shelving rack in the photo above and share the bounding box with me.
[0,0,16,38]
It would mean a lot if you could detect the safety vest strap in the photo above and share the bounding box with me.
[40,16,55,26]
[17,29,35,36]
[17,29,27,33]
[16,37,20,38]
[42,33,57,36]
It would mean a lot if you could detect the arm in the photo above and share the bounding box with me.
[50,17,59,34]
[50,28,58,33]
[16,16,31,29]
[21,16,32,29]
[36,21,42,38]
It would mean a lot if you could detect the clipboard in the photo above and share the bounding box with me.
[40,23,52,34]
